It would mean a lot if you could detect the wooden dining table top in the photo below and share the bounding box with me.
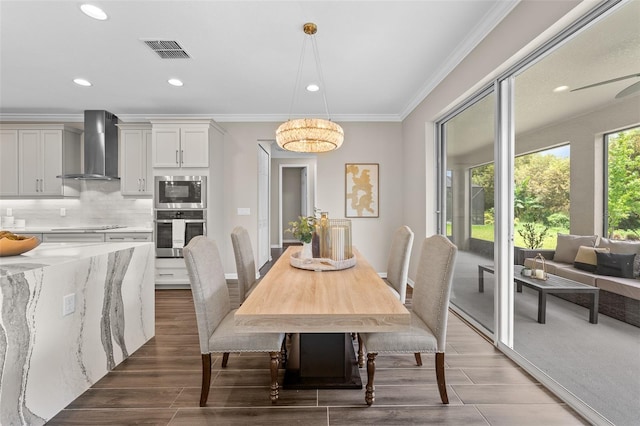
[234,246,411,333]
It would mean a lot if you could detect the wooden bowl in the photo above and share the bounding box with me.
[0,236,40,257]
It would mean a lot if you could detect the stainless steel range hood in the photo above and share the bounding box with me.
[57,110,120,180]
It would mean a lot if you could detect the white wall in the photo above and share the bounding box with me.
[222,121,402,274]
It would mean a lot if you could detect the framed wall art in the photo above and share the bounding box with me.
[345,163,379,218]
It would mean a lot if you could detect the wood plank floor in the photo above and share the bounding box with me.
[49,277,588,424]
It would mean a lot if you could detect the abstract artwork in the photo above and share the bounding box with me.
[345,163,379,218]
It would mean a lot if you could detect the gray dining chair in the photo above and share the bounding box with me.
[231,226,259,306]
[359,234,457,406]
[183,236,285,406]
[357,225,414,367]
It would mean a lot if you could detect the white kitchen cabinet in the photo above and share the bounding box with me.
[105,232,152,242]
[0,130,19,196]
[151,122,211,168]
[155,257,191,287]
[119,125,152,195]
[19,129,63,196]
[0,124,81,198]
[42,233,106,243]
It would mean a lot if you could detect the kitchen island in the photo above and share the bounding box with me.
[0,241,154,425]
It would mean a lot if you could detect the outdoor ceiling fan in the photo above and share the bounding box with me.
[570,72,640,98]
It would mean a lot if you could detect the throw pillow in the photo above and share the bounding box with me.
[595,252,636,279]
[598,238,640,278]
[574,246,610,272]
[553,234,599,264]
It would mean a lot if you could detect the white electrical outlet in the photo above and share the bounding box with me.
[237,207,250,216]
[63,293,75,316]
[60,208,66,217]
[6,208,12,216]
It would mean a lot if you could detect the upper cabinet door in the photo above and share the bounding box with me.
[40,130,63,195]
[180,128,209,167]
[0,130,19,196]
[18,130,41,195]
[152,128,181,167]
[121,129,145,194]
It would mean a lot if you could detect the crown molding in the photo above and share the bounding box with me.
[399,0,520,120]
[2,112,403,124]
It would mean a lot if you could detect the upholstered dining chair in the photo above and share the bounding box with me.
[359,234,457,406]
[357,225,414,367]
[231,226,259,306]
[183,236,285,406]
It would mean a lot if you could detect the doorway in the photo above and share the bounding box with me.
[279,164,310,246]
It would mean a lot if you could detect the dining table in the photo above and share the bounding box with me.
[235,246,410,389]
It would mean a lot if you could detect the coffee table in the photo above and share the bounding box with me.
[478,264,599,324]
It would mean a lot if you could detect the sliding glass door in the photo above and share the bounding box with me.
[438,2,639,424]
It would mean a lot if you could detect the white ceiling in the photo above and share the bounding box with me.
[446,0,640,158]
[0,0,518,123]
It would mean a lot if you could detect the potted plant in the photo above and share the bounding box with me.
[286,216,316,258]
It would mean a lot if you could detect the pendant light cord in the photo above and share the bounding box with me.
[311,36,332,121]
[287,36,308,121]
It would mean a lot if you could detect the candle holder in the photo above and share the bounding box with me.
[531,253,548,280]
[328,219,352,261]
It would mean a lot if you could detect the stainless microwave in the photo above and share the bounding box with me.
[154,176,206,209]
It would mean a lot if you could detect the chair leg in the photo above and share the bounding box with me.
[221,352,230,368]
[357,334,365,367]
[199,353,212,407]
[269,351,280,404]
[365,352,377,406]
[414,352,422,366]
[435,352,449,404]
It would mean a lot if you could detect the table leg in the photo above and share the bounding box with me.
[478,266,484,293]
[516,281,523,293]
[589,292,599,324]
[538,291,547,324]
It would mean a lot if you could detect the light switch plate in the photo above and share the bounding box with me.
[60,208,66,217]
[6,208,12,216]
[237,208,250,216]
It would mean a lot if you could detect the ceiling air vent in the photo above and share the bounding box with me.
[143,40,190,59]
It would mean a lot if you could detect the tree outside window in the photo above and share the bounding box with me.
[606,127,640,240]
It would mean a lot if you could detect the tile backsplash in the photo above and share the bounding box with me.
[0,181,153,228]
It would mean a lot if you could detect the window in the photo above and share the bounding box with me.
[605,126,640,240]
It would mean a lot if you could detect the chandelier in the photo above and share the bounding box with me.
[276,23,344,153]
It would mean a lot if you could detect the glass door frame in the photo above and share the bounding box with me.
[436,2,625,423]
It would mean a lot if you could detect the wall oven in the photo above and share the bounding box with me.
[155,209,206,258]
[155,176,206,209]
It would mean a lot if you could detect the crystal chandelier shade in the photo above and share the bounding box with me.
[276,22,344,153]
[276,118,344,153]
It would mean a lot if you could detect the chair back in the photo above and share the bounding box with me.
[411,235,457,352]
[231,226,258,303]
[386,225,414,303]
[183,236,231,354]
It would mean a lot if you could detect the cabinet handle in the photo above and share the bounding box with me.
[181,150,184,165]
[175,150,179,164]
[142,178,146,191]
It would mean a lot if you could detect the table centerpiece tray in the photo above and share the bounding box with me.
[289,251,356,271]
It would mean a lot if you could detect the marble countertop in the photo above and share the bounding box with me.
[2,226,153,233]
[0,242,153,276]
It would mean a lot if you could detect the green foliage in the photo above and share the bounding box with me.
[514,178,544,223]
[471,163,495,209]
[517,222,550,249]
[515,151,570,217]
[607,128,640,239]
[484,208,495,225]
[546,212,569,228]
[286,216,316,243]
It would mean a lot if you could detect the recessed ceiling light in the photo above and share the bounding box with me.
[306,84,320,92]
[80,4,108,20]
[168,78,184,87]
[73,78,92,87]
[553,85,569,93]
